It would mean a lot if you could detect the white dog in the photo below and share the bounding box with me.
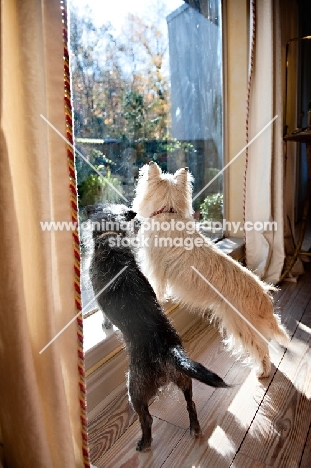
[132,162,289,378]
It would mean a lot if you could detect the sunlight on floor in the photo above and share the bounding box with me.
[283,330,311,397]
[296,320,311,336]
[208,425,235,458]
[227,371,263,427]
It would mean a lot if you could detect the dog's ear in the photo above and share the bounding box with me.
[148,161,161,179]
[175,167,189,186]
[124,209,137,221]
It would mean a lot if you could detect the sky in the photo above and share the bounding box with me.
[69,0,184,32]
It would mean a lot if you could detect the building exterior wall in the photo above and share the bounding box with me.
[167,3,223,201]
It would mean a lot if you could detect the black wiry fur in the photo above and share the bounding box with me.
[89,204,229,451]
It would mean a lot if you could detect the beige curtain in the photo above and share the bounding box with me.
[0,1,89,467]
[245,0,300,284]
[245,0,287,283]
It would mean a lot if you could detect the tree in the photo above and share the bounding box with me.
[69,3,175,209]
[69,5,170,141]
[118,10,170,140]
[70,8,127,138]
[79,167,123,206]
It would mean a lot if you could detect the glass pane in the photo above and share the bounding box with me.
[68,0,223,338]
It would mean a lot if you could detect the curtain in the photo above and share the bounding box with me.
[244,0,286,283]
[0,1,89,467]
[245,0,301,284]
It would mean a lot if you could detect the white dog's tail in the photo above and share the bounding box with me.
[169,346,230,388]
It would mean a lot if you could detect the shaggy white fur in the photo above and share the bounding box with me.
[132,162,290,378]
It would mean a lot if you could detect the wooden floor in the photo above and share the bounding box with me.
[88,263,311,468]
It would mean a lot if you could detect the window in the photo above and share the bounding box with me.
[68,0,223,349]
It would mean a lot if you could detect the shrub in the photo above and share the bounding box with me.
[79,166,123,206]
[200,193,223,221]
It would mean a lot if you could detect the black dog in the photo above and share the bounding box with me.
[88,204,229,451]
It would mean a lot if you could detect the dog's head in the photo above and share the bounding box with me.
[132,162,194,218]
[85,204,137,240]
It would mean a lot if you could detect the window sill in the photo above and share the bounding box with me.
[216,236,244,260]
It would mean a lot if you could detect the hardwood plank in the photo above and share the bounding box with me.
[95,416,186,468]
[88,389,137,462]
[276,277,311,328]
[300,423,311,468]
[231,452,269,467]
[180,315,217,345]
[233,300,311,467]
[273,280,297,308]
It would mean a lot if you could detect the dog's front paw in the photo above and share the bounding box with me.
[136,438,152,452]
[102,316,113,330]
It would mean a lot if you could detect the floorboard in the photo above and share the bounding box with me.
[300,424,311,468]
[95,417,186,468]
[88,387,137,460]
[233,310,311,467]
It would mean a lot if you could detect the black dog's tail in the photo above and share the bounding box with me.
[169,346,229,388]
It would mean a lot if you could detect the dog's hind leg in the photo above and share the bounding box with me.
[245,335,271,378]
[128,377,153,451]
[173,373,202,438]
[248,340,271,378]
[257,349,271,379]
[133,401,153,451]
